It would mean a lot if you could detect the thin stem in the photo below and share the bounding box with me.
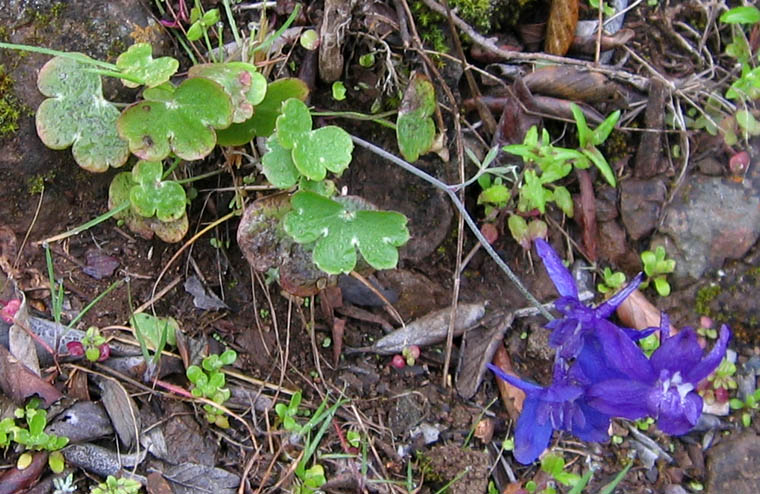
[222,0,242,47]
[350,135,553,321]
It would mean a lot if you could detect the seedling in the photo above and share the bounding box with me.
[699,357,737,404]
[275,390,307,434]
[90,475,142,494]
[295,463,326,494]
[11,400,69,473]
[570,103,620,187]
[67,326,110,362]
[52,473,77,494]
[129,313,178,365]
[597,267,626,295]
[332,81,347,101]
[396,73,436,162]
[508,215,547,250]
[186,7,221,42]
[540,454,582,488]
[640,246,675,296]
[730,389,760,427]
[186,349,237,428]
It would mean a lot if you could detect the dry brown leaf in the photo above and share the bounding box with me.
[0,344,61,407]
[616,289,676,334]
[575,169,597,261]
[492,345,525,421]
[0,451,48,494]
[545,0,578,56]
[523,66,621,104]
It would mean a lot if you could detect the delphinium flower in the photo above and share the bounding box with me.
[587,320,730,434]
[487,361,611,464]
[534,238,644,359]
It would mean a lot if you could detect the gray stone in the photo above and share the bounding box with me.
[653,163,760,285]
[620,177,667,240]
[706,432,760,494]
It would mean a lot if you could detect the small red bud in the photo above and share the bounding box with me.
[97,343,111,361]
[729,151,750,175]
[66,341,85,357]
[715,387,729,403]
[390,354,406,369]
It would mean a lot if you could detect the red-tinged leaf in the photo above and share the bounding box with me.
[481,223,499,244]
[492,345,525,421]
[729,151,750,175]
[0,345,62,407]
[0,451,48,494]
[545,0,578,56]
[575,169,597,261]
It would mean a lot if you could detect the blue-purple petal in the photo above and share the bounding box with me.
[487,363,544,393]
[651,328,703,375]
[596,272,643,319]
[684,325,731,384]
[595,320,656,383]
[514,396,554,464]
[573,403,612,442]
[534,238,578,299]
[655,392,702,435]
[587,379,651,419]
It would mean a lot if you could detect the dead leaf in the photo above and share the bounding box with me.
[46,401,114,444]
[456,311,514,399]
[147,472,174,494]
[345,302,487,355]
[492,345,525,421]
[163,463,239,494]
[492,81,541,148]
[332,317,345,366]
[575,169,597,261]
[83,249,120,280]
[9,290,41,376]
[616,289,676,334]
[572,28,635,54]
[63,443,146,478]
[523,66,621,104]
[97,377,141,449]
[545,0,578,56]
[184,275,229,311]
[0,451,48,494]
[0,344,62,407]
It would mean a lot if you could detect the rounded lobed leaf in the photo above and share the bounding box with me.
[116,42,179,88]
[129,160,187,222]
[276,98,312,149]
[396,73,437,162]
[261,136,300,188]
[284,191,409,274]
[188,62,267,123]
[291,126,353,180]
[117,77,233,161]
[36,56,129,172]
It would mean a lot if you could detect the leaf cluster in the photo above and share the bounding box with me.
[640,245,675,296]
[82,326,107,362]
[275,390,306,434]
[91,475,142,494]
[186,349,237,428]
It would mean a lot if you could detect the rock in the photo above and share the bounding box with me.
[597,220,627,265]
[652,163,760,285]
[706,432,760,494]
[620,177,667,240]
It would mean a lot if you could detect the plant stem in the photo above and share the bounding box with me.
[41,202,130,245]
[350,135,553,321]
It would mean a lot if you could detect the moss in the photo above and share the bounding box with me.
[27,171,56,195]
[695,284,721,317]
[0,65,29,138]
[451,0,493,32]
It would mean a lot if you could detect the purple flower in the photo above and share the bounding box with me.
[587,323,731,435]
[534,238,643,359]
[488,362,611,464]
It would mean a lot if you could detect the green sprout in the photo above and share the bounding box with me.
[186,349,237,428]
[275,390,307,434]
[90,475,142,494]
[186,7,221,42]
[82,326,107,362]
[11,400,69,473]
[597,267,626,295]
[730,388,760,427]
[570,103,620,187]
[640,245,676,296]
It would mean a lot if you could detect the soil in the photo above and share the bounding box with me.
[0,1,759,494]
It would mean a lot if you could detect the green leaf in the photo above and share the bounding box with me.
[291,126,354,180]
[570,103,591,148]
[736,110,760,136]
[261,136,300,188]
[17,452,33,470]
[541,454,565,477]
[581,147,617,187]
[508,214,530,249]
[129,161,187,222]
[592,110,621,146]
[539,159,573,183]
[129,312,179,349]
[302,464,327,488]
[117,77,233,161]
[553,186,574,217]
[477,183,510,207]
[109,172,189,242]
[300,29,320,50]
[396,73,437,162]
[186,22,204,42]
[720,6,760,25]
[36,56,129,173]
[284,191,409,274]
[653,276,671,296]
[217,78,309,146]
[332,81,347,101]
[188,62,268,123]
[520,170,552,213]
[220,349,237,365]
[116,43,179,88]
[277,98,312,149]
[186,365,204,383]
